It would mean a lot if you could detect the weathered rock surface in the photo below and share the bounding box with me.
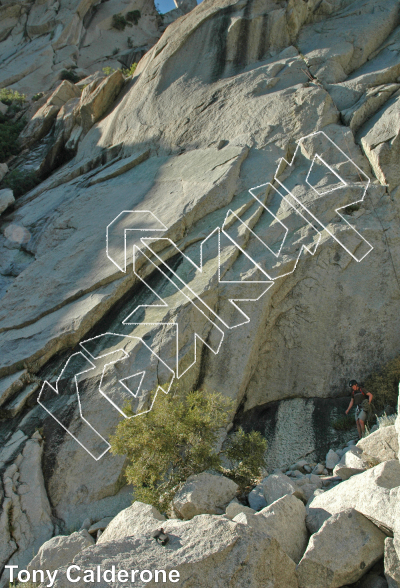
[49,515,299,588]
[0,434,54,586]
[225,501,255,520]
[0,0,170,97]
[297,509,386,588]
[325,449,340,470]
[2,0,400,577]
[307,460,400,535]
[235,494,308,564]
[384,536,400,588]
[97,502,165,544]
[263,472,306,505]
[0,189,14,215]
[173,473,238,519]
[358,426,399,464]
[248,484,267,511]
[27,530,94,574]
[333,446,369,480]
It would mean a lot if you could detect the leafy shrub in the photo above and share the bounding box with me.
[364,355,400,413]
[102,66,117,76]
[110,386,267,512]
[126,10,141,24]
[332,413,354,431]
[60,70,80,83]
[221,427,267,491]
[127,36,133,48]
[0,115,26,163]
[0,88,26,107]
[32,93,44,102]
[1,169,39,197]
[112,13,129,30]
[122,62,137,77]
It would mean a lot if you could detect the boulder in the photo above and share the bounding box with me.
[325,449,340,470]
[358,426,399,464]
[97,502,165,544]
[50,515,299,588]
[225,501,255,520]
[78,70,125,134]
[384,536,400,588]
[333,446,369,480]
[0,189,14,215]
[247,484,267,511]
[358,575,389,588]
[297,509,386,588]
[357,572,388,588]
[312,464,325,475]
[27,530,94,573]
[173,473,238,520]
[88,517,113,535]
[20,81,81,148]
[263,471,306,505]
[307,460,400,535]
[254,494,308,563]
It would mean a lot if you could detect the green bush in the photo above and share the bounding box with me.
[32,93,44,102]
[0,88,26,107]
[122,62,137,77]
[221,427,267,491]
[60,70,80,84]
[110,386,267,512]
[1,169,39,197]
[112,13,129,31]
[0,115,26,163]
[126,10,141,24]
[102,66,117,76]
[364,355,400,413]
[332,413,354,431]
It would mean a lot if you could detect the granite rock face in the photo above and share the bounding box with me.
[47,514,299,588]
[297,509,386,588]
[306,460,400,535]
[2,0,400,578]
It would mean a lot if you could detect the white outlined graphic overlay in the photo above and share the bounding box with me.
[38,130,374,459]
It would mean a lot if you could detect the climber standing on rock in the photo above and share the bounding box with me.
[345,380,373,439]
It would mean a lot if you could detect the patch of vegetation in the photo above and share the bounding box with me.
[122,62,137,77]
[60,69,80,83]
[221,427,267,492]
[112,47,120,56]
[332,413,354,431]
[110,386,267,512]
[112,13,131,31]
[31,93,44,102]
[102,66,117,76]
[0,114,26,163]
[377,412,397,428]
[126,10,141,25]
[127,36,133,48]
[0,169,39,198]
[364,355,400,413]
[0,88,26,107]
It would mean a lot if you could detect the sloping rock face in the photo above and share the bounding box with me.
[2,0,400,577]
[47,514,299,588]
[0,0,167,97]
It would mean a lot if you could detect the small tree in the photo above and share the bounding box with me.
[110,385,267,512]
[222,427,267,491]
